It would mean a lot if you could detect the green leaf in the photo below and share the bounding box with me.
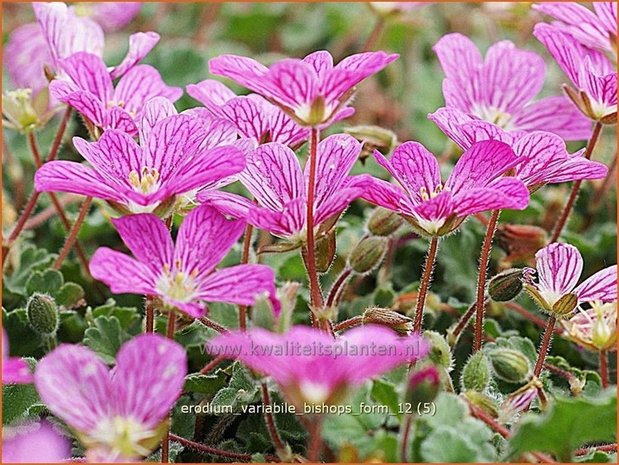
[371,378,401,418]
[90,300,140,331]
[509,390,617,460]
[25,269,63,296]
[55,282,85,309]
[3,308,42,356]
[3,245,55,297]
[420,426,484,462]
[83,316,130,364]
[2,359,39,425]
[183,373,226,395]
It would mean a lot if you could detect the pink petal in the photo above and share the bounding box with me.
[314,176,370,226]
[174,205,246,277]
[111,214,174,273]
[52,85,106,127]
[592,2,618,41]
[208,54,270,95]
[109,31,160,80]
[413,190,456,223]
[445,140,518,192]
[542,154,608,184]
[574,265,617,303]
[247,198,306,238]
[106,106,139,135]
[361,177,413,215]
[264,59,318,109]
[58,52,113,103]
[90,248,158,295]
[197,264,280,315]
[139,97,178,143]
[3,358,33,385]
[34,161,125,201]
[114,65,182,117]
[427,107,479,149]
[3,421,71,463]
[197,190,254,219]
[34,343,113,434]
[186,79,236,107]
[194,113,239,150]
[512,131,571,186]
[111,334,187,429]
[514,96,593,141]
[303,50,334,75]
[216,96,272,142]
[454,177,529,216]
[89,3,142,32]
[535,243,583,297]
[4,23,52,94]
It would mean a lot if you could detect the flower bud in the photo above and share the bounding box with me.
[552,293,578,316]
[460,352,491,392]
[2,89,40,133]
[405,366,440,407]
[563,83,617,124]
[496,224,547,265]
[344,126,397,163]
[348,236,387,275]
[362,307,413,335]
[488,268,523,302]
[26,293,59,336]
[463,390,499,418]
[498,379,542,422]
[487,348,530,383]
[367,207,403,236]
[315,232,336,273]
[424,331,452,371]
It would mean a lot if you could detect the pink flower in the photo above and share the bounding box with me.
[34,334,187,461]
[3,421,71,463]
[34,110,245,215]
[4,2,156,96]
[2,329,33,384]
[534,2,617,55]
[209,50,398,126]
[77,2,142,32]
[362,140,529,236]
[424,117,608,190]
[187,79,309,147]
[208,325,429,406]
[89,205,280,318]
[562,301,616,352]
[50,52,181,136]
[534,24,617,124]
[198,135,369,244]
[429,33,592,141]
[523,243,617,315]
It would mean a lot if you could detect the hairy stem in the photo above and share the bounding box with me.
[362,15,385,51]
[3,190,41,264]
[161,311,177,463]
[199,316,228,334]
[533,314,556,377]
[413,237,439,332]
[169,433,279,462]
[333,315,364,333]
[145,297,155,333]
[326,267,352,308]
[200,355,225,375]
[53,196,92,270]
[600,349,609,389]
[449,300,479,345]
[549,121,603,243]
[261,382,287,454]
[307,416,324,462]
[399,414,413,462]
[473,209,500,352]
[238,223,254,331]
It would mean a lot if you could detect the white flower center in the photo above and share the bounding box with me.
[128,167,160,195]
[89,416,157,458]
[155,265,198,303]
[473,105,514,130]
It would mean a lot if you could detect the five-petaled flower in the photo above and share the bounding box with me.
[429,33,592,141]
[208,325,429,407]
[34,334,186,461]
[198,135,369,246]
[2,329,33,385]
[89,205,280,318]
[34,110,245,215]
[362,140,529,236]
[209,50,398,126]
[50,52,182,136]
[523,243,617,316]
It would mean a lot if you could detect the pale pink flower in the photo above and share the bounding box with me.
[209,50,398,126]
[89,205,280,318]
[534,23,617,124]
[523,243,617,315]
[2,329,33,384]
[562,301,617,352]
[208,325,429,406]
[2,421,71,463]
[198,135,369,244]
[429,33,592,141]
[34,334,187,461]
[187,79,309,147]
[75,2,142,32]
[362,140,529,236]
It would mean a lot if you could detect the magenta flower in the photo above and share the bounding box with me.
[34,111,245,215]
[198,135,369,244]
[89,205,280,318]
[534,24,617,124]
[362,140,529,236]
[187,79,309,147]
[534,2,617,55]
[425,117,608,190]
[208,325,429,406]
[34,334,186,461]
[3,421,71,463]
[209,50,398,126]
[429,33,591,141]
[2,329,33,384]
[50,52,182,135]
[523,243,617,315]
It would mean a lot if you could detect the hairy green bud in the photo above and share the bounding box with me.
[488,348,531,383]
[461,352,491,392]
[26,293,59,336]
[348,236,387,275]
[367,207,404,236]
[424,330,452,371]
[362,307,413,335]
[488,268,523,302]
[463,390,499,418]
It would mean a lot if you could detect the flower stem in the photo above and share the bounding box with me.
[238,223,254,331]
[3,190,41,265]
[362,15,385,51]
[260,382,287,456]
[473,209,500,353]
[600,350,609,389]
[48,107,72,162]
[305,127,325,317]
[533,314,556,377]
[326,267,352,308]
[307,416,324,461]
[145,296,155,333]
[399,414,413,462]
[28,132,43,167]
[169,433,279,462]
[413,237,439,332]
[448,300,479,346]
[161,311,177,463]
[549,121,603,243]
[199,316,228,334]
[53,196,92,270]
[200,355,225,374]
[333,315,364,333]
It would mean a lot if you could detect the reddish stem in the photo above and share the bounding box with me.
[599,349,609,389]
[169,433,279,462]
[575,443,617,456]
[333,315,363,333]
[413,237,439,332]
[326,267,352,308]
[400,414,413,462]
[28,132,43,167]
[53,196,92,270]
[473,209,500,352]
[238,223,254,331]
[449,300,478,344]
[362,15,385,51]
[161,311,177,463]
[307,416,324,461]
[48,107,72,162]
[533,314,557,377]
[261,382,287,454]
[145,297,155,333]
[549,121,603,243]
[199,316,227,334]
[200,355,225,375]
